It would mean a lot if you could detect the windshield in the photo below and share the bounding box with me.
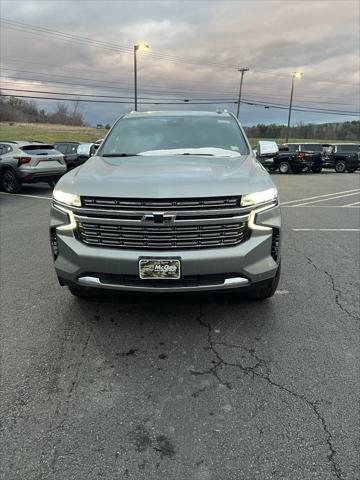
[99,115,249,157]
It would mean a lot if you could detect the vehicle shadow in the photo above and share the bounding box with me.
[69,290,278,360]
[20,183,53,194]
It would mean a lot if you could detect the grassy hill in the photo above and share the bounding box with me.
[0,122,107,143]
[0,122,353,146]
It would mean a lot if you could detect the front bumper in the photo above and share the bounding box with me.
[50,204,281,293]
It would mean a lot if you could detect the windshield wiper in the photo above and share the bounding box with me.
[178,153,215,156]
[102,153,139,157]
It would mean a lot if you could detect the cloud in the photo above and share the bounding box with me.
[1,0,359,125]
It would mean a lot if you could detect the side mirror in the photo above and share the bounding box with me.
[91,143,100,156]
[257,141,279,157]
[77,143,93,158]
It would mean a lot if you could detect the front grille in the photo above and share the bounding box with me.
[75,196,250,250]
[78,221,249,249]
[82,196,240,211]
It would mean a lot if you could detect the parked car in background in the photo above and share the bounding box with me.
[91,138,104,155]
[53,142,82,170]
[272,143,323,174]
[253,140,279,169]
[77,142,100,161]
[0,141,67,193]
[321,143,360,173]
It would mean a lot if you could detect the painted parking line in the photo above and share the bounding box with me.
[0,192,51,200]
[286,191,360,207]
[282,205,360,208]
[281,189,360,206]
[293,228,360,232]
[343,201,360,207]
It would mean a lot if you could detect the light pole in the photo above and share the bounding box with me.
[285,71,303,143]
[236,67,249,119]
[133,43,150,111]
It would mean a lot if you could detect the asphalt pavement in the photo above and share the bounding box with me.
[1,171,359,480]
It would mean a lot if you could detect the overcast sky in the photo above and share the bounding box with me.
[1,0,359,126]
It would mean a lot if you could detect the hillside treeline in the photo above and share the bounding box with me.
[1,94,359,138]
[0,95,84,126]
[244,121,360,141]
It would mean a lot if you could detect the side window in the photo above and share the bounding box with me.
[0,145,4,155]
[5,145,13,153]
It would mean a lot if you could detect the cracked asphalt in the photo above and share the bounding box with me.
[1,172,359,480]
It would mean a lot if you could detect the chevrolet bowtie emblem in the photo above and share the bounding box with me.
[141,212,176,224]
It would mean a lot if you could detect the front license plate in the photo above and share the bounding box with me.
[139,258,181,280]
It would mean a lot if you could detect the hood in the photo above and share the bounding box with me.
[56,154,274,198]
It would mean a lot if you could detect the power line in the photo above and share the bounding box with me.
[1,93,358,116]
[2,88,357,114]
[1,86,358,114]
[0,18,237,70]
[2,57,358,103]
[0,87,236,102]
[1,72,358,108]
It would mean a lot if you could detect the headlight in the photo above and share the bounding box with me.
[241,188,277,207]
[53,190,81,207]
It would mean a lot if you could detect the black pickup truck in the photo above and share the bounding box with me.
[321,143,359,173]
[271,143,323,174]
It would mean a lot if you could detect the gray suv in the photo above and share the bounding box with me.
[50,111,281,300]
[0,141,67,192]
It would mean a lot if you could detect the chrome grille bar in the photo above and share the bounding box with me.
[72,196,251,250]
[82,196,240,210]
[74,213,248,227]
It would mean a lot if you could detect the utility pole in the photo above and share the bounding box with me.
[286,71,303,142]
[134,45,138,112]
[236,67,249,119]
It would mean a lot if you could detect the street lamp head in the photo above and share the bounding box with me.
[293,71,303,79]
[135,43,150,52]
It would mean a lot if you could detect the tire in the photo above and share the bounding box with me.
[1,169,22,193]
[335,161,346,173]
[68,284,100,298]
[311,166,323,173]
[347,167,356,173]
[248,264,281,301]
[279,161,292,174]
